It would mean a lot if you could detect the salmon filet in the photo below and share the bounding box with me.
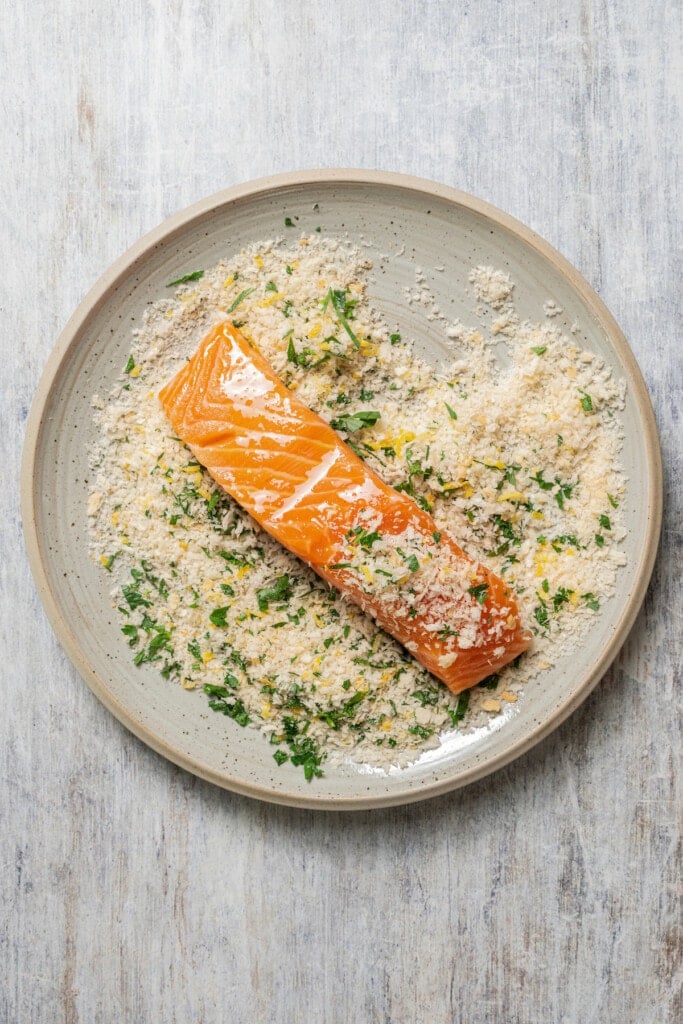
[159,321,531,693]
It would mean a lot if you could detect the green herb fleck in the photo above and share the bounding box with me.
[534,599,549,629]
[330,410,381,432]
[554,479,574,509]
[204,686,250,727]
[166,270,204,287]
[209,607,229,628]
[552,587,574,612]
[256,574,293,612]
[276,716,324,780]
[408,723,434,740]
[102,551,121,572]
[444,402,458,420]
[132,621,174,666]
[226,287,255,314]
[468,583,489,605]
[122,583,151,611]
[322,288,360,348]
[530,469,554,491]
[412,687,440,707]
[447,690,470,727]
[347,526,382,550]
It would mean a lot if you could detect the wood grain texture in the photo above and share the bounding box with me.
[2,1,680,1021]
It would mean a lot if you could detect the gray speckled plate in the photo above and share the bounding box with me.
[21,170,662,809]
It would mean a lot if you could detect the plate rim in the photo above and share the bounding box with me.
[21,168,663,810]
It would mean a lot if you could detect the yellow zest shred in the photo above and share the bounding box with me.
[258,292,283,308]
[498,490,527,503]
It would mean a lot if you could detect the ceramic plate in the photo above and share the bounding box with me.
[21,170,662,809]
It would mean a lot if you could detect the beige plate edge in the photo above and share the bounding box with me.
[20,169,664,810]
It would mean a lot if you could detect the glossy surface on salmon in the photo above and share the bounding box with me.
[159,321,531,692]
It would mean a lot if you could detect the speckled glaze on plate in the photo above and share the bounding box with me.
[21,170,662,809]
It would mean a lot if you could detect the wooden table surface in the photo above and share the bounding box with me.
[3,3,680,1021]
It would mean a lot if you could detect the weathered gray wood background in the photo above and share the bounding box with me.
[2,2,680,1021]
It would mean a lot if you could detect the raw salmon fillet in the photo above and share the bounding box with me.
[159,321,531,692]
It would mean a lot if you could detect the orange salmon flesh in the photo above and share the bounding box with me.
[159,321,531,693]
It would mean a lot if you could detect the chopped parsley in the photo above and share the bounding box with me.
[322,288,360,348]
[209,607,229,628]
[408,723,434,740]
[272,716,324,780]
[130,619,174,667]
[534,599,550,630]
[444,402,458,420]
[446,690,470,727]
[166,270,204,287]
[530,469,553,491]
[552,587,574,612]
[204,685,250,727]
[468,582,489,605]
[330,410,381,432]
[412,686,440,707]
[226,287,255,314]
[554,478,574,509]
[256,574,293,611]
[102,551,121,572]
[286,336,329,370]
[347,525,382,550]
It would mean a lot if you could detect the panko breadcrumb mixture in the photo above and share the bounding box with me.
[88,235,626,779]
